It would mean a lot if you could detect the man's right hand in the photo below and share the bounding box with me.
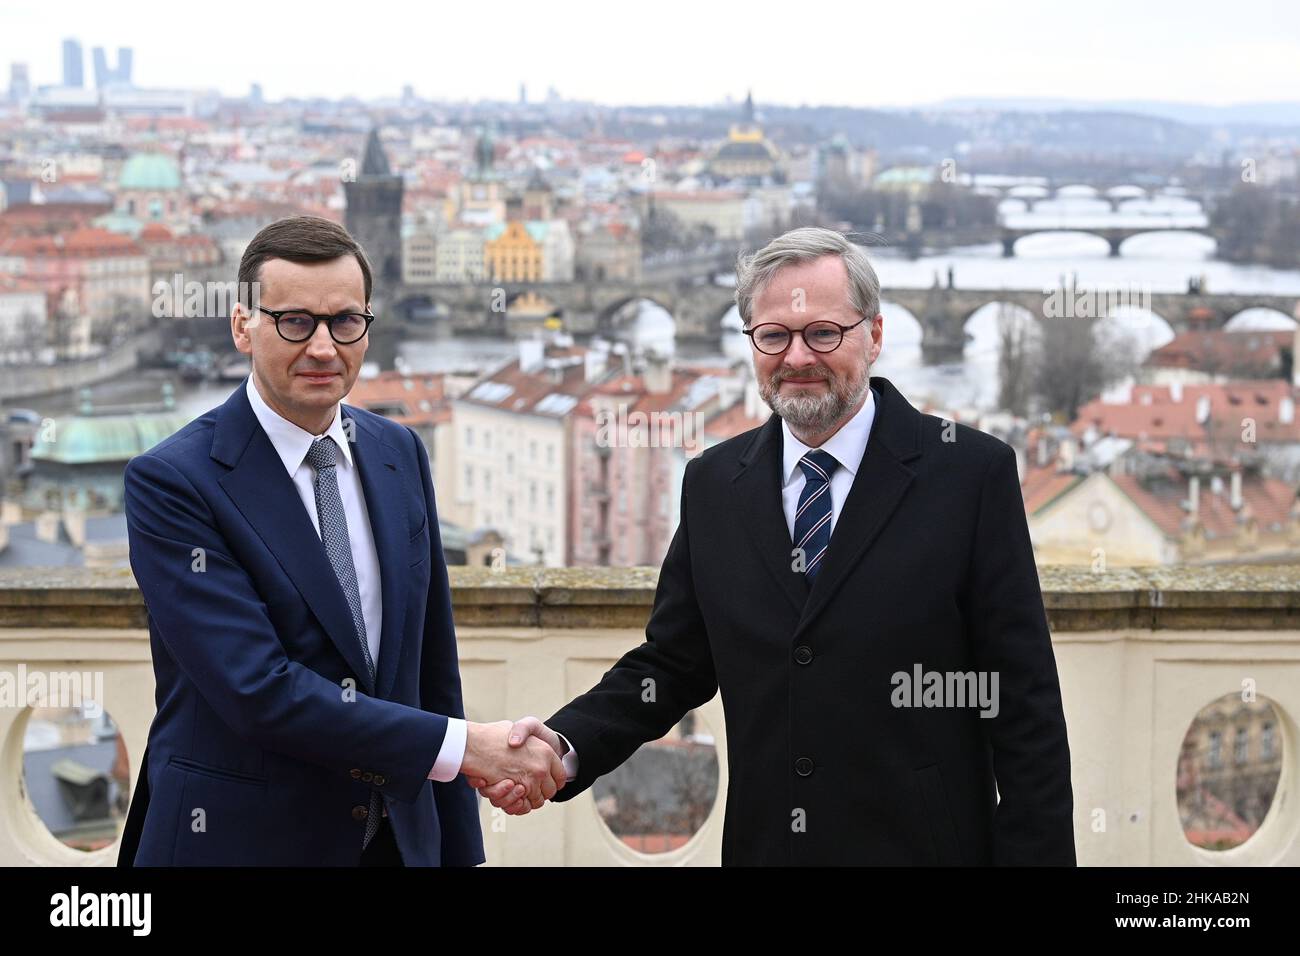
[460,720,566,809]
[466,716,566,815]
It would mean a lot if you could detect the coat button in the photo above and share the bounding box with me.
[351,805,369,821]
[373,775,387,786]
[795,757,815,777]
[350,768,362,779]
[362,772,374,783]
[794,645,813,665]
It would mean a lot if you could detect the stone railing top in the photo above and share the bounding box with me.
[1,564,1299,632]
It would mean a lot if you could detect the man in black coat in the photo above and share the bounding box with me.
[470,227,1075,865]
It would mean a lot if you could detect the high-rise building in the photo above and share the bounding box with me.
[8,63,30,102]
[344,128,404,287]
[92,46,132,89]
[62,39,84,88]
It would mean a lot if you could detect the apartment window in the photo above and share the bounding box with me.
[1208,731,1222,770]
[1234,727,1249,765]
[485,472,492,494]
[465,426,473,448]
[530,440,537,461]
[464,464,473,492]
[546,485,554,513]
[506,494,514,520]
[1262,722,1276,759]
[546,444,554,467]
[507,453,514,475]
[485,432,492,451]
[529,481,537,509]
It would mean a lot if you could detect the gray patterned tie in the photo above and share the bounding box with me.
[305,436,381,850]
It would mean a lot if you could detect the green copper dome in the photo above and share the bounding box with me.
[119,153,182,191]
[30,412,194,464]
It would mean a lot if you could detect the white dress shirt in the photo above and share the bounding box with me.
[244,375,465,783]
[780,385,877,541]
[558,384,879,783]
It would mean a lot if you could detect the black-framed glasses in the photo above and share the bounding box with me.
[742,318,867,355]
[257,306,374,344]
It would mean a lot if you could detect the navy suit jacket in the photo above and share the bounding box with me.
[117,378,484,866]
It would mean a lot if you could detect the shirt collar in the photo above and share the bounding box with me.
[782,382,877,487]
[245,373,354,476]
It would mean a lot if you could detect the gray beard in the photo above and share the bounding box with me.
[759,365,872,434]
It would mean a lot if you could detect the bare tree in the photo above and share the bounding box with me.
[997,302,1036,416]
[1034,314,1138,421]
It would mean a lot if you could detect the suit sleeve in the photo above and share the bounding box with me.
[547,455,719,802]
[966,442,1076,865]
[124,450,449,805]
[408,426,485,866]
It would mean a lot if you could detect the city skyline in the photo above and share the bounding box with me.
[3,0,1300,108]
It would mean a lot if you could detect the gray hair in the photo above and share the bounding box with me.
[734,227,881,326]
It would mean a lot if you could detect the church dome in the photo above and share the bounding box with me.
[119,153,182,191]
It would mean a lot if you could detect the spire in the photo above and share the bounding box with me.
[743,89,755,124]
[475,127,495,176]
[360,128,391,177]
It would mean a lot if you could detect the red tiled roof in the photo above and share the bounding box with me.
[704,401,769,441]
[1020,466,1083,515]
[346,371,449,426]
[1073,381,1300,447]
[0,227,143,258]
[1109,469,1296,540]
[1145,330,1290,376]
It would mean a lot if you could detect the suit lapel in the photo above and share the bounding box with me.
[792,377,923,640]
[347,408,410,702]
[211,383,410,699]
[732,414,809,615]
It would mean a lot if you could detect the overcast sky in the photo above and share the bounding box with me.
[4,0,1299,107]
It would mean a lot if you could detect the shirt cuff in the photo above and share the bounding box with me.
[555,731,579,782]
[427,717,467,782]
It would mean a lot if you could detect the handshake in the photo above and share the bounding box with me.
[461,717,567,815]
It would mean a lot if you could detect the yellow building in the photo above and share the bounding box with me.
[709,91,782,181]
[485,221,543,282]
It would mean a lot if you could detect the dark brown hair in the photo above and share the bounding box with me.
[237,216,373,306]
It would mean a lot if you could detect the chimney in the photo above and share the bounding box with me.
[1293,325,1300,387]
[1187,475,1200,517]
[584,344,608,383]
[518,337,544,373]
[744,378,763,419]
[644,350,671,395]
[62,506,86,548]
[1057,438,1076,472]
[35,510,61,544]
[1231,469,1243,510]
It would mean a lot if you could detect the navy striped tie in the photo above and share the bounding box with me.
[793,449,840,583]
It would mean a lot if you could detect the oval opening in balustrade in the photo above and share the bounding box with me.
[591,709,719,855]
[22,699,130,852]
[1175,692,1283,852]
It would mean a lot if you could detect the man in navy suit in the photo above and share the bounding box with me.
[118,217,563,866]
